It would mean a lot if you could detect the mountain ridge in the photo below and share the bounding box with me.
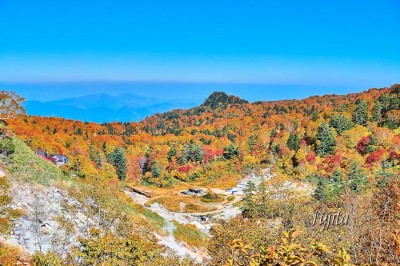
[24,93,198,123]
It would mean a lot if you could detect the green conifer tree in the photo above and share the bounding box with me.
[316,122,336,156]
[352,99,368,126]
[107,148,127,181]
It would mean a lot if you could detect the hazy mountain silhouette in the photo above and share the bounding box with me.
[24,93,197,123]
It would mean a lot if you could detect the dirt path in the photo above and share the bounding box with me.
[126,168,273,221]
[124,168,273,263]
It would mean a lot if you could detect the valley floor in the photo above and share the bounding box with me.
[124,168,313,262]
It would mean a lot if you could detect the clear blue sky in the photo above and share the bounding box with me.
[0,0,399,101]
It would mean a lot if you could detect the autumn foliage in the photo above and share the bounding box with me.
[2,85,400,265]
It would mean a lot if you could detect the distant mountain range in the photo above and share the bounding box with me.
[24,93,198,123]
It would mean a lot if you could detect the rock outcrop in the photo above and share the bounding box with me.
[6,183,96,256]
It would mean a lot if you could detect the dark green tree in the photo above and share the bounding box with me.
[107,148,127,181]
[248,135,256,152]
[366,134,378,153]
[167,145,177,161]
[372,101,383,123]
[151,162,161,178]
[89,143,102,169]
[308,105,319,121]
[189,142,203,163]
[352,99,368,126]
[242,181,256,217]
[286,133,300,151]
[104,123,115,135]
[177,142,203,164]
[313,171,344,202]
[313,178,328,201]
[347,162,367,193]
[223,143,239,160]
[330,114,352,134]
[123,122,136,136]
[316,122,336,156]
[329,170,343,199]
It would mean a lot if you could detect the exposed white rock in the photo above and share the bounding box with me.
[6,183,96,256]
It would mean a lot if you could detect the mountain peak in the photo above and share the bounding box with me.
[202,91,248,109]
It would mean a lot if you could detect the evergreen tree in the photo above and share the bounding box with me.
[372,101,383,123]
[379,93,392,111]
[177,142,203,164]
[329,170,343,197]
[366,134,378,153]
[190,142,203,163]
[347,162,367,193]
[308,105,319,121]
[316,122,336,156]
[330,114,352,134]
[313,178,328,201]
[352,99,368,126]
[286,133,300,151]
[313,171,344,202]
[89,143,102,169]
[151,162,161,178]
[167,145,177,161]
[223,143,239,160]
[389,93,400,110]
[107,148,127,181]
[105,123,115,135]
[242,181,256,217]
[256,181,269,217]
[123,122,136,136]
[248,135,256,151]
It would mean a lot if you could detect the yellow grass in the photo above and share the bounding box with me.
[172,221,209,248]
[147,193,218,213]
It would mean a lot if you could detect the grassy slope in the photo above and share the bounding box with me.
[6,136,167,232]
[9,137,66,185]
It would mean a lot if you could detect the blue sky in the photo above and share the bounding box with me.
[0,0,399,102]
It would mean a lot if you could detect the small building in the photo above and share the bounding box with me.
[226,188,238,194]
[180,188,205,196]
[35,150,68,166]
[35,150,53,163]
[189,188,204,194]
[49,154,69,165]
[35,150,48,158]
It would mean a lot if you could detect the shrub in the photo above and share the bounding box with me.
[0,128,15,156]
[32,251,62,266]
[226,231,353,266]
[227,195,235,202]
[201,192,223,203]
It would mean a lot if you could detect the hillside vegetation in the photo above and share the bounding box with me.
[2,84,400,265]
[7,85,400,187]
[0,126,184,265]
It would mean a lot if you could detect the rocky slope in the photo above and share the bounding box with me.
[7,183,96,256]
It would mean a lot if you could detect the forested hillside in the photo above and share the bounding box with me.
[7,85,400,187]
[2,85,400,265]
